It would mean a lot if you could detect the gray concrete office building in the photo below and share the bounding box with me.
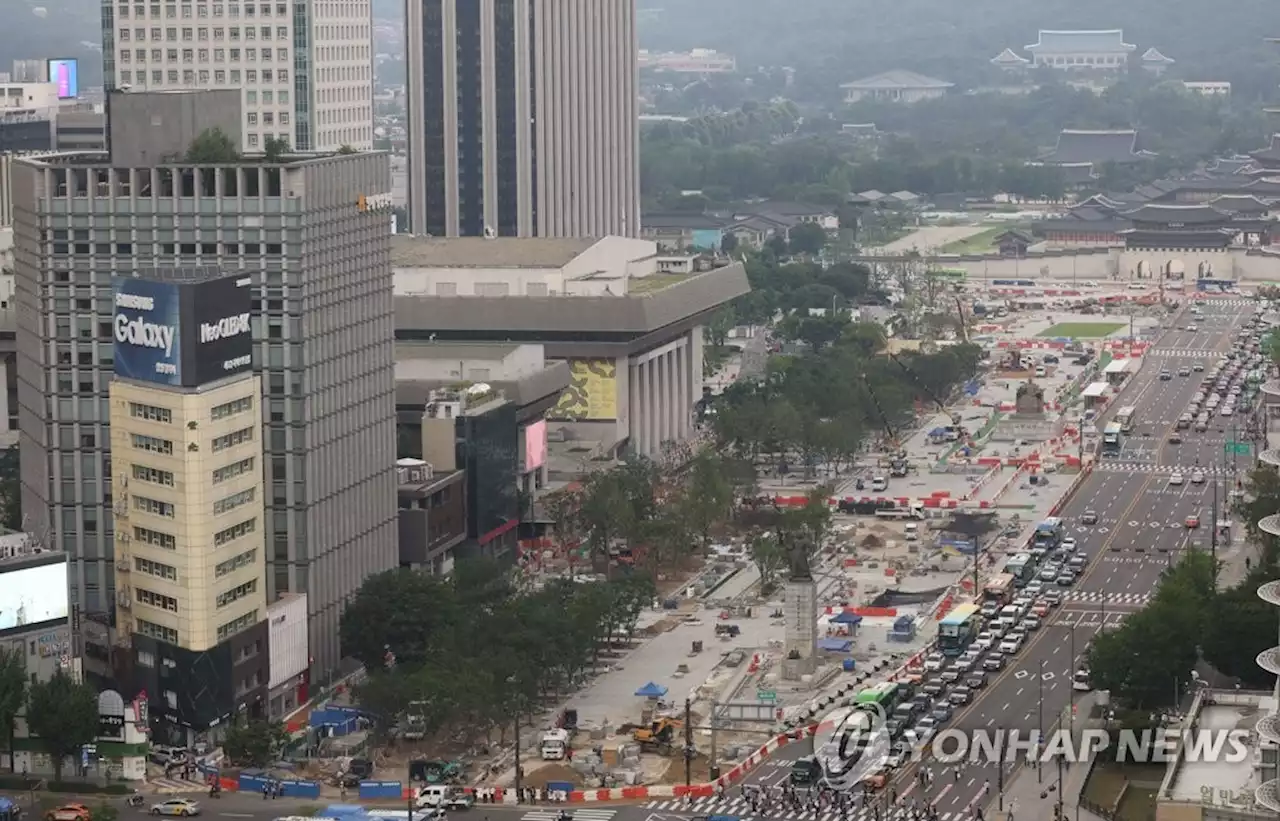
[10,94,399,678]
[405,0,640,239]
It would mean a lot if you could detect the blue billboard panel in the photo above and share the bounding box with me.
[113,277,183,386]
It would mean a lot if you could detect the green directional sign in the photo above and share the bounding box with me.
[1224,442,1251,455]
[757,689,777,703]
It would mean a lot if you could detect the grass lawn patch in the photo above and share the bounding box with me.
[1038,321,1126,339]
[938,225,1021,255]
[1081,764,1127,811]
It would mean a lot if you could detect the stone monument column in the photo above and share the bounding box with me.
[781,541,818,680]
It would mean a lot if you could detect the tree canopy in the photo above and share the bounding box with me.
[223,716,288,767]
[342,560,655,743]
[25,670,99,781]
[1086,549,1280,709]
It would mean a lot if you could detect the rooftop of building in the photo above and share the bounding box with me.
[991,48,1031,65]
[1141,47,1176,64]
[1121,203,1231,224]
[1159,688,1276,807]
[390,236,599,269]
[1042,129,1142,165]
[840,70,953,90]
[131,265,234,285]
[394,341,572,414]
[1025,30,1137,53]
[394,457,462,496]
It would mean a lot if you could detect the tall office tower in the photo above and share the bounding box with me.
[12,90,399,679]
[108,269,271,741]
[405,0,640,238]
[99,0,375,152]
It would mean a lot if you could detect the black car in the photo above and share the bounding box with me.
[965,672,989,689]
[1168,433,1182,444]
[1081,510,1098,525]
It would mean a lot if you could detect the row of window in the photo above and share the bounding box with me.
[137,587,179,612]
[133,525,176,549]
[132,463,174,487]
[217,609,259,642]
[118,24,289,41]
[213,427,255,452]
[135,495,175,518]
[135,556,178,581]
[215,548,257,577]
[114,2,289,20]
[117,67,288,86]
[214,517,256,546]
[217,578,257,608]
[213,457,256,485]
[132,433,173,455]
[214,487,256,516]
[136,619,178,644]
[130,402,171,423]
[212,396,254,420]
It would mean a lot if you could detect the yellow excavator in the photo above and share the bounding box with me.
[632,717,681,754]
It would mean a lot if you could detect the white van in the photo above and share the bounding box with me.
[870,476,888,492]
[415,787,474,811]
[904,523,920,542]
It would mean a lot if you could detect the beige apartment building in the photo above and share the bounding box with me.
[110,374,266,652]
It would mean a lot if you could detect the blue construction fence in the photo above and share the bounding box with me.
[309,705,369,737]
[238,772,322,799]
[358,781,406,800]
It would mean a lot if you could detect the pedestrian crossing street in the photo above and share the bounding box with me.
[149,775,208,793]
[1060,589,1151,606]
[639,796,968,821]
[1095,463,1234,478]
[524,811,617,821]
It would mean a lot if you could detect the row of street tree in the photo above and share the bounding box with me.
[1085,463,1280,712]
[341,559,657,743]
[0,653,101,781]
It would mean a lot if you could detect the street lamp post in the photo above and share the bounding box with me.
[1037,658,1045,783]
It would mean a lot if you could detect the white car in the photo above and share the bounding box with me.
[1060,537,1077,551]
[1191,470,1206,484]
[1073,668,1092,692]
[924,652,946,672]
[973,631,995,651]
[1169,473,1185,486]
[999,632,1025,655]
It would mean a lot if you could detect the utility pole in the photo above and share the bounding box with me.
[709,702,720,781]
[1037,658,1045,783]
[684,697,694,787]
[997,724,1005,811]
[513,705,522,801]
[1211,480,1220,589]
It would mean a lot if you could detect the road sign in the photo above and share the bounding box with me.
[757,689,777,703]
[1225,442,1251,455]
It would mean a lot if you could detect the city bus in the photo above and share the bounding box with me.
[1005,553,1035,587]
[930,267,968,283]
[983,573,1015,606]
[1033,517,1066,550]
[854,682,904,714]
[1115,406,1137,433]
[938,603,983,656]
[1102,422,1123,453]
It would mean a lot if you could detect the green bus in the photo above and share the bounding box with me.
[930,267,968,282]
[854,682,903,714]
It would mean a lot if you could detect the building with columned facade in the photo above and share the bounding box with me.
[390,235,748,460]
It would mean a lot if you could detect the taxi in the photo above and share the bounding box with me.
[148,800,201,817]
[45,805,91,821]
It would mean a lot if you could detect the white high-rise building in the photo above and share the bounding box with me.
[100,0,375,151]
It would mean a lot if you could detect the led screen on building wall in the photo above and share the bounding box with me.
[524,419,547,471]
[189,275,253,385]
[0,556,69,636]
[551,359,618,420]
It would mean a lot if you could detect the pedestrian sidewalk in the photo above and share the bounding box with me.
[986,751,1107,821]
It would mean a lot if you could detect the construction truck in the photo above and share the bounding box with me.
[632,718,681,754]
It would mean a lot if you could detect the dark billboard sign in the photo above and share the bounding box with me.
[113,273,253,388]
[190,275,253,385]
[113,277,183,386]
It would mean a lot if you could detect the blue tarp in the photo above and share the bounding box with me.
[929,427,947,436]
[817,637,854,653]
[830,611,863,625]
[635,681,668,698]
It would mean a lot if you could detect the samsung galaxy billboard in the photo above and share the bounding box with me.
[113,273,253,388]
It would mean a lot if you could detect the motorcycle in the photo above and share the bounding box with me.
[557,812,573,821]
[126,793,145,808]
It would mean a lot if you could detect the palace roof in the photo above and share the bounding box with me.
[1025,30,1136,54]
[1249,135,1280,165]
[1043,130,1141,165]
[1208,195,1271,214]
[1119,204,1229,225]
[841,70,954,90]
[991,48,1030,65]
[1140,47,1175,64]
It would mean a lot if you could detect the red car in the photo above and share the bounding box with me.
[1185,515,1201,529]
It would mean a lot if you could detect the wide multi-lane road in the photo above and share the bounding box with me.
[655,299,1256,821]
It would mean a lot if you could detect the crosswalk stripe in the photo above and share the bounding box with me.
[1061,589,1150,605]
[640,797,968,821]
[522,812,615,821]
[1094,463,1235,477]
